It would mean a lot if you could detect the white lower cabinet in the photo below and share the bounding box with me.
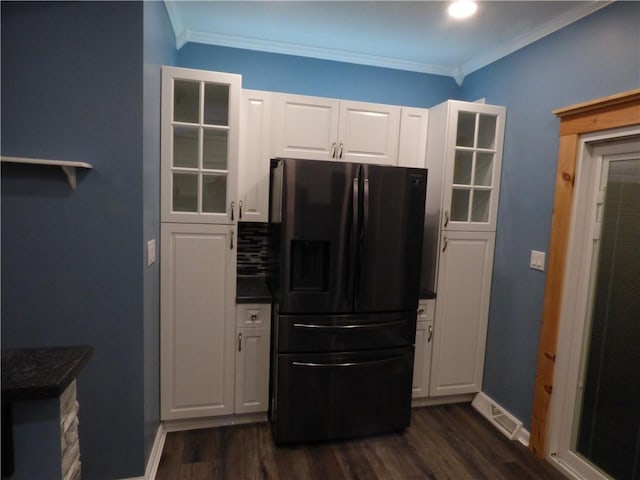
[429,230,495,397]
[160,223,237,420]
[235,304,271,414]
[412,299,435,398]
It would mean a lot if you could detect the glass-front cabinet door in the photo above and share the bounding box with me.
[162,66,241,224]
[443,102,506,231]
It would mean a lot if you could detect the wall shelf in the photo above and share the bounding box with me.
[1,156,92,189]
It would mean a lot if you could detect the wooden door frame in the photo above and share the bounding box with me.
[529,88,640,457]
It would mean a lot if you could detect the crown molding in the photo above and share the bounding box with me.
[460,1,612,78]
[182,29,457,79]
[163,0,612,84]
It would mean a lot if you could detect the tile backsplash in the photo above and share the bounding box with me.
[237,222,274,277]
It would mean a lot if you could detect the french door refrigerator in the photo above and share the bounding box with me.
[268,158,427,444]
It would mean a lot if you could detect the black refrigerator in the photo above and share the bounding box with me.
[268,158,427,444]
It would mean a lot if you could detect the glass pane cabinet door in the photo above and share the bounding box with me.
[162,67,240,223]
[446,105,504,231]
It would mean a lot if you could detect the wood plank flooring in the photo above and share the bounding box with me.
[156,403,566,480]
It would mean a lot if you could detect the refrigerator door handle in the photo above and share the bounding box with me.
[363,177,370,238]
[347,176,359,301]
[292,319,407,330]
[292,355,406,369]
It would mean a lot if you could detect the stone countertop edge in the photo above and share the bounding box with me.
[237,276,272,304]
[1,345,94,402]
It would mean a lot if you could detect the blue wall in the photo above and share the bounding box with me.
[143,0,177,465]
[459,1,640,428]
[1,2,147,478]
[177,43,460,107]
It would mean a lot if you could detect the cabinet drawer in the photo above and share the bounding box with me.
[417,299,435,322]
[236,304,271,329]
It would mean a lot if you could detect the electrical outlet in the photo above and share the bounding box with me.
[530,250,545,271]
[147,239,156,267]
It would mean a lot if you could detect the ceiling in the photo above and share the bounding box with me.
[163,1,610,84]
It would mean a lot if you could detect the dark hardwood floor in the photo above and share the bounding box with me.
[156,403,566,480]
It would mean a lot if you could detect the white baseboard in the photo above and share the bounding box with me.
[411,393,474,408]
[162,411,268,433]
[471,392,530,446]
[145,423,166,480]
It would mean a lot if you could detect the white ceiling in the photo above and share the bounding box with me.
[163,1,611,84]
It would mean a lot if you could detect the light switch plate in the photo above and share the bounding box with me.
[147,239,156,267]
[530,250,545,271]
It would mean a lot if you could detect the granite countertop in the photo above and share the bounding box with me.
[419,288,436,299]
[1,346,93,402]
[237,276,272,303]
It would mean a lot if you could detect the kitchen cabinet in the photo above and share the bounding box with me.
[425,101,505,235]
[412,299,435,398]
[238,90,272,223]
[272,93,401,165]
[235,304,271,414]
[398,107,429,168]
[429,231,495,396]
[161,66,241,224]
[160,223,237,420]
[423,100,505,398]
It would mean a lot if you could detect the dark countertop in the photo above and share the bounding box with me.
[1,346,93,402]
[237,276,272,303]
[419,288,436,300]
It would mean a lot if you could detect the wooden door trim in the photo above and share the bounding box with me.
[529,88,640,457]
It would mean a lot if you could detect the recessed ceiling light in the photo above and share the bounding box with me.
[448,0,478,19]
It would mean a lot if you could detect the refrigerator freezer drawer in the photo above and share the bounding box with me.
[276,310,417,353]
[271,347,414,444]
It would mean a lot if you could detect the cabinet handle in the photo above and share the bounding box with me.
[239,200,243,220]
[338,143,344,159]
[427,324,433,342]
[230,230,234,250]
[238,332,242,352]
[231,201,235,221]
[418,308,425,315]
[442,235,448,252]
[330,142,337,158]
[444,210,449,228]
[250,313,258,321]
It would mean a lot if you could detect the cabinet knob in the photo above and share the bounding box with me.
[418,308,425,315]
[250,313,258,321]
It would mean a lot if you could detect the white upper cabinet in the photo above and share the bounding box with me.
[427,100,506,233]
[161,66,241,224]
[238,90,272,223]
[398,107,429,168]
[272,93,401,165]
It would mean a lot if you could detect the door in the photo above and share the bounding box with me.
[161,66,240,224]
[160,223,236,420]
[276,159,358,314]
[355,164,426,313]
[429,230,495,396]
[549,133,640,480]
[338,100,401,165]
[272,93,340,161]
[442,102,505,232]
[271,347,414,444]
[235,327,270,414]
